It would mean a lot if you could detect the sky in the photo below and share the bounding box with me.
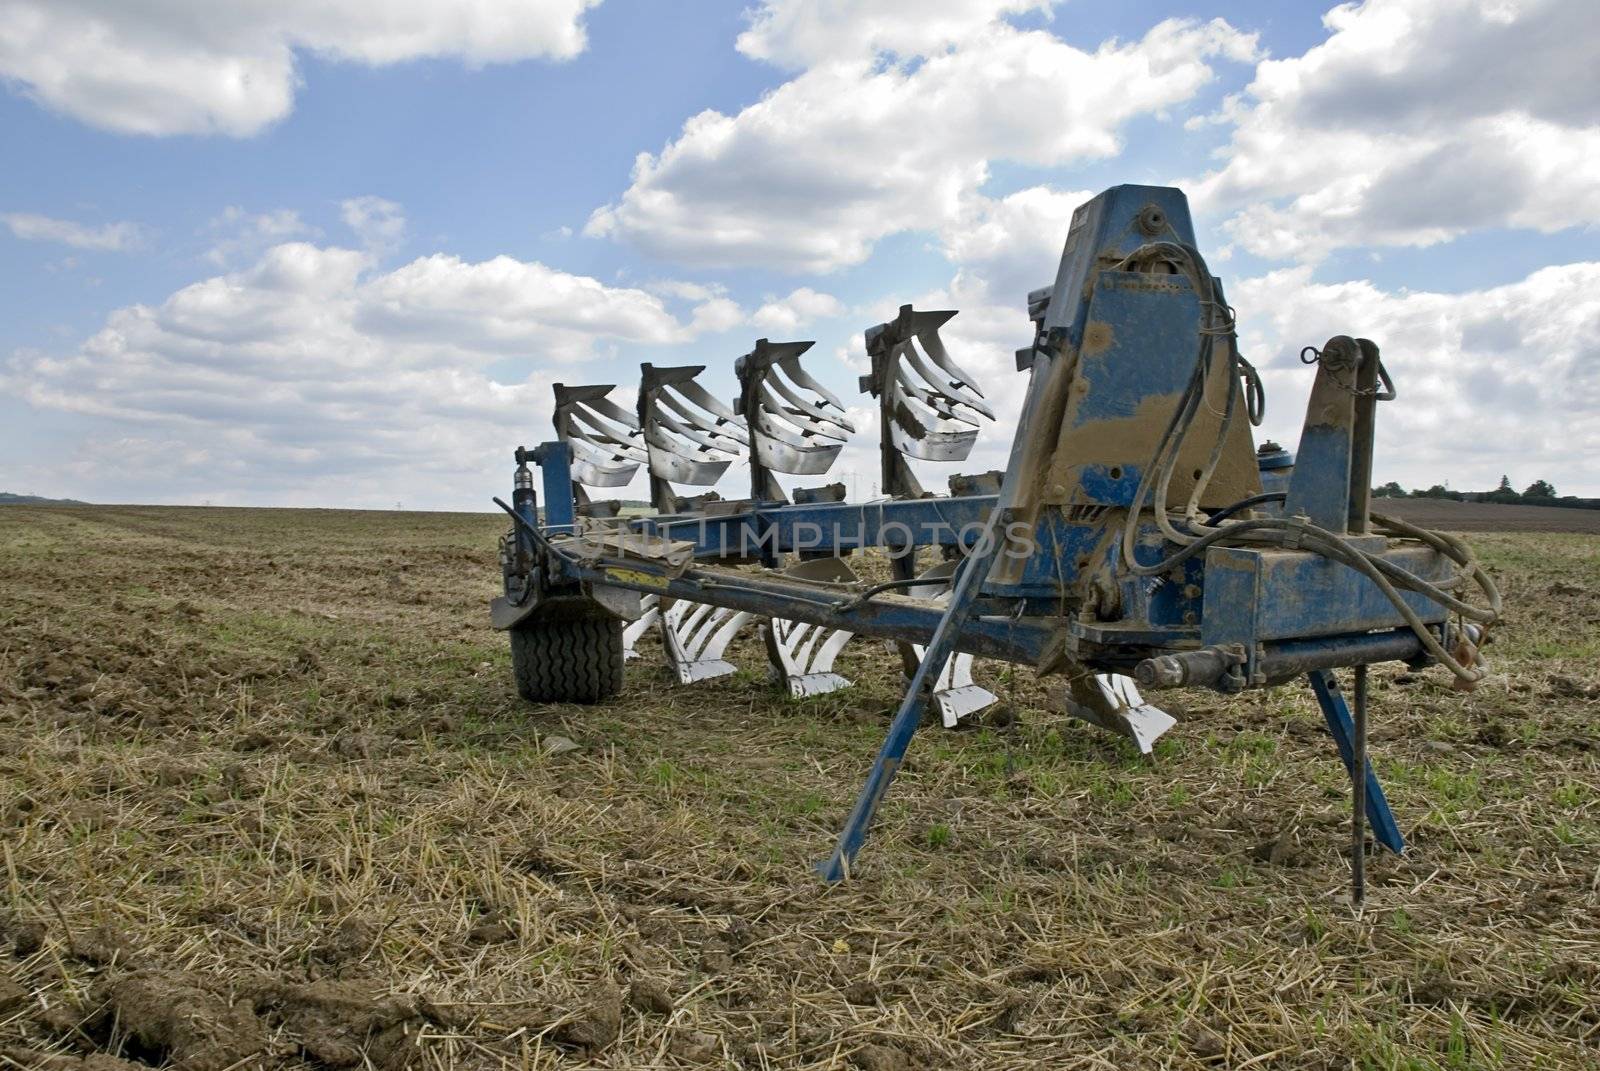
[2,0,1596,509]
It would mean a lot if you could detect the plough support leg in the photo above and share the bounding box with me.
[816,512,1009,882]
[1307,669,1404,856]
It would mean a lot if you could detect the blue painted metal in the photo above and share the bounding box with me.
[1040,186,1195,343]
[1257,445,1294,470]
[576,554,1061,664]
[816,510,1013,882]
[1201,543,1451,649]
[1256,443,1294,499]
[533,442,577,534]
[1307,669,1404,855]
[1283,338,1362,531]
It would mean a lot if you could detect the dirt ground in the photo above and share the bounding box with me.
[1,505,1596,1070]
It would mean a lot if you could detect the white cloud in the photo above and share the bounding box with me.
[751,287,844,332]
[938,184,1093,301]
[689,297,746,335]
[0,241,733,507]
[204,206,316,266]
[340,196,406,255]
[645,279,727,303]
[587,16,1256,271]
[357,253,721,359]
[736,0,1054,68]
[0,0,602,137]
[1195,0,1600,261]
[1233,262,1600,495]
[2,211,145,251]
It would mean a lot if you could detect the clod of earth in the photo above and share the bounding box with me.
[462,910,516,945]
[627,976,673,1015]
[315,915,377,965]
[0,914,45,957]
[70,924,135,969]
[551,979,621,1051]
[842,979,880,1006]
[851,1041,922,1071]
[1248,825,1298,865]
[668,1028,721,1062]
[89,971,266,1071]
[0,1049,148,1071]
[256,978,424,1068]
[0,975,31,1015]
[33,998,90,1037]
[1182,1022,1227,1059]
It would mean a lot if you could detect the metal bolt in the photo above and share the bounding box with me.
[1136,204,1167,236]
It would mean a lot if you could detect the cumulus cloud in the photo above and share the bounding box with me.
[340,196,407,255]
[689,297,747,335]
[204,207,316,266]
[736,0,1054,68]
[0,241,738,507]
[751,287,844,332]
[1195,0,1600,260]
[938,184,1092,301]
[587,15,1256,271]
[1233,262,1600,494]
[2,211,145,251]
[0,0,602,136]
[358,253,719,359]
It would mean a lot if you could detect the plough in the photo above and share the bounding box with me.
[492,184,1501,899]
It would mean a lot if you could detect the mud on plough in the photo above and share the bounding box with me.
[492,184,1503,899]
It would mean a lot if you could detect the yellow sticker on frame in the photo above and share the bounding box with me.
[605,567,669,591]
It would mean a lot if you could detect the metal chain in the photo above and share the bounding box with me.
[1298,345,1396,399]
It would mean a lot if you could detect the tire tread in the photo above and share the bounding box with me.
[509,618,623,704]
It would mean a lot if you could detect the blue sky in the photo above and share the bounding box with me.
[2,0,1596,507]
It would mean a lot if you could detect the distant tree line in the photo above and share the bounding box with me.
[1372,475,1598,510]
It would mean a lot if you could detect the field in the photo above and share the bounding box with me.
[1,505,1597,1070]
[1379,500,1600,534]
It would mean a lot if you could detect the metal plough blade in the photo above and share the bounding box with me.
[622,596,661,661]
[661,600,755,684]
[863,305,996,494]
[639,363,747,488]
[906,560,999,727]
[1064,674,1177,755]
[552,382,647,488]
[762,557,857,696]
[736,339,857,478]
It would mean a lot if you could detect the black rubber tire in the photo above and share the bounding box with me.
[509,617,624,704]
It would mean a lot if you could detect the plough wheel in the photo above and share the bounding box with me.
[509,618,624,704]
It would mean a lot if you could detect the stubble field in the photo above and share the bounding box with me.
[1,505,1597,1070]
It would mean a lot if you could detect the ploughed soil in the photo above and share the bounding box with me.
[1,505,1597,1070]
[1380,498,1600,533]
